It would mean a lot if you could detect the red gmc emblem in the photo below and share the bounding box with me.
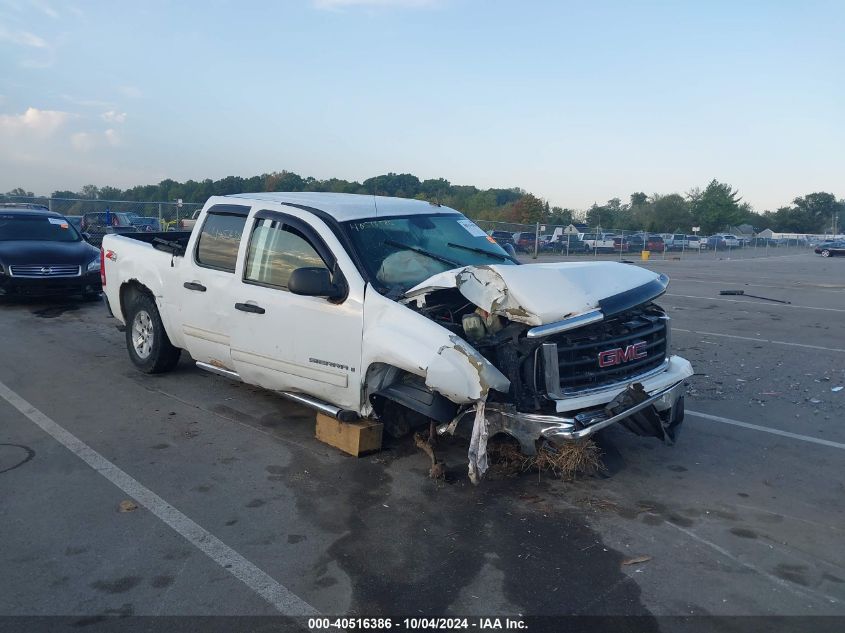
[598,341,648,368]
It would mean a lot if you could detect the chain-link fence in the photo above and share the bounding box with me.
[474,220,828,260]
[0,195,203,245]
[1,194,834,257]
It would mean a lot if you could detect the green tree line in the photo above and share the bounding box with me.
[4,174,842,234]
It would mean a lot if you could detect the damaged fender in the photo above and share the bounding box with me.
[361,290,509,414]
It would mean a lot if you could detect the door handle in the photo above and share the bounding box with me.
[235,302,265,314]
[183,282,207,292]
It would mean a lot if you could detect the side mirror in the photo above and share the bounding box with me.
[288,267,346,300]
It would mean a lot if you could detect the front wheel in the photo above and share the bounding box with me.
[821,249,831,257]
[125,292,181,373]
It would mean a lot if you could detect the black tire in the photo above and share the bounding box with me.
[125,292,181,373]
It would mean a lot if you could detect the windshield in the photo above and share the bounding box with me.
[344,213,516,292]
[0,215,82,242]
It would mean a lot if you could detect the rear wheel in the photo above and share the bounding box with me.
[125,292,181,373]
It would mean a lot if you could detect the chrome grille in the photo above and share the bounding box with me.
[541,306,668,396]
[9,264,81,278]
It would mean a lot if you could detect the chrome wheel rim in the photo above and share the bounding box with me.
[822,250,830,257]
[132,310,154,359]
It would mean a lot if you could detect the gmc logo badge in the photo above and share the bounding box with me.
[598,341,648,368]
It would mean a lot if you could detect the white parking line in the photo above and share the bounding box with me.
[0,380,318,617]
[674,328,845,353]
[687,409,845,450]
[667,293,845,313]
[666,522,841,606]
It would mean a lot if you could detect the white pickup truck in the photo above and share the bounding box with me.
[102,193,692,482]
[580,232,617,252]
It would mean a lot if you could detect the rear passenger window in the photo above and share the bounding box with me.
[244,218,327,289]
[196,212,248,272]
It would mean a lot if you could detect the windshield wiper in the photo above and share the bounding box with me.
[447,242,517,263]
[384,239,459,267]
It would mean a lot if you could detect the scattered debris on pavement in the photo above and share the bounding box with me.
[118,500,138,513]
[622,555,652,567]
[486,435,605,480]
[719,289,791,304]
[414,432,445,479]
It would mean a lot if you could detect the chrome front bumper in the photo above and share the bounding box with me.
[444,378,687,454]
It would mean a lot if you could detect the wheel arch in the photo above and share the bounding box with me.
[119,279,155,322]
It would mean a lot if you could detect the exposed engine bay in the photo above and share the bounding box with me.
[406,287,670,414]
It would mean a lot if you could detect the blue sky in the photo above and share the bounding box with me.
[1,0,843,211]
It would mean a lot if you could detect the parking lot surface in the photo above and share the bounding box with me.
[1,252,844,623]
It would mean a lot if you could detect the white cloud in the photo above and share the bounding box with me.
[101,110,127,124]
[104,128,121,146]
[0,25,48,48]
[70,131,94,151]
[62,94,114,109]
[0,107,71,137]
[118,85,142,99]
[30,0,59,19]
[312,0,438,9]
[70,128,122,152]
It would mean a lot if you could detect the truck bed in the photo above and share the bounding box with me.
[112,231,192,256]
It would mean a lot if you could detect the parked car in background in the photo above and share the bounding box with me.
[81,211,136,232]
[549,234,585,253]
[0,206,101,298]
[130,217,162,232]
[684,235,703,250]
[581,233,616,252]
[645,234,665,252]
[178,209,202,230]
[612,236,630,252]
[512,231,537,253]
[815,241,845,257]
[489,230,516,249]
[81,211,138,246]
[65,215,83,231]
[708,233,741,249]
[663,234,689,251]
[749,237,778,247]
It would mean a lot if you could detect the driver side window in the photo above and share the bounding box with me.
[244,218,328,289]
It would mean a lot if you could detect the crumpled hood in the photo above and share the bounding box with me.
[404,261,666,326]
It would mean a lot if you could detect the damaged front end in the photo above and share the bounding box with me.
[395,261,692,483]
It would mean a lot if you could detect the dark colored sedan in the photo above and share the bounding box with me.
[549,235,585,253]
[815,241,845,257]
[489,230,516,248]
[0,208,102,298]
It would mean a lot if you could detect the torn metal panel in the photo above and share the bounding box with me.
[405,261,664,326]
[443,379,688,458]
[467,400,488,484]
[361,290,510,413]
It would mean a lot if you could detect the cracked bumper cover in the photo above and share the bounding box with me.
[445,356,692,454]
